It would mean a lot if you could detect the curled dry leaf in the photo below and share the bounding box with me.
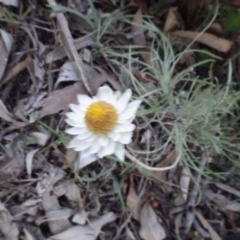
[26,149,39,177]
[172,30,233,52]
[139,202,166,240]
[0,29,13,81]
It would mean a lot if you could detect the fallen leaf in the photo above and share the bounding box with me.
[172,30,233,52]
[42,195,72,234]
[48,0,92,94]
[0,99,13,122]
[45,34,93,64]
[0,29,13,81]
[131,9,152,65]
[50,212,116,240]
[180,166,191,202]
[194,210,221,240]
[214,182,240,198]
[0,202,19,239]
[37,81,87,119]
[155,150,177,179]
[31,132,50,146]
[139,202,166,240]
[126,175,142,221]
[0,0,18,7]
[0,55,32,88]
[26,149,39,177]
[23,228,36,240]
[164,7,184,32]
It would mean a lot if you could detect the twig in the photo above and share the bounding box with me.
[47,0,92,94]
[125,149,181,171]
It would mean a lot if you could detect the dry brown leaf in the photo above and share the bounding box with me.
[45,34,93,64]
[0,99,13,122]
[26,149,39,177]
[0,0,18,6]
[139,202,166,240]
[37,81,87,118]
[0,55,32,88]
[172,30,233,52]
[194,210,221,240]
[31,131,50,146]
[50,212,116,240]
[208,22,223,35]
[0,202,19,239]
[131,9,152,65]
[214,182,240,198]
[126,175,142,221]
[0,29,13,81]
[42,195,72,234]
[23,228,36,240]
[164,7,184,32]
[48,0,92,94]
[155,150,177,179]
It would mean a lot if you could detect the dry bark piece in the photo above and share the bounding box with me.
[172,30,233,52]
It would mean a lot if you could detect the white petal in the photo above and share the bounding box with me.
[88,141,101,154]
[118,100,141,123]
[96,86,116,103]
[68,138,92,151]
[97,140,116,158]
[116,89,132,113]
[76,154,97,169]
[114,91,122,100]
[97,136,109,147]
[77,94,93,106]
[66,112,82,122]
[113,123,135,132]
[69,104,84,116]
[65,127,88,135]
[119,132,133,144]
[75,131,92,140]
[108,132,121,141]
[86,134,97,143]
[114,142,125,161]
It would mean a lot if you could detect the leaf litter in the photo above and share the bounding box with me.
[1,1,240,239]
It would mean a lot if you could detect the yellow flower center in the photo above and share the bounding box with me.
[85,101,118,135]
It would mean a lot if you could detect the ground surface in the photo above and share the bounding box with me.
[1,0,240,240]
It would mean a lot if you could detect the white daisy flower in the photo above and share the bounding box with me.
[65,85,141,169]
